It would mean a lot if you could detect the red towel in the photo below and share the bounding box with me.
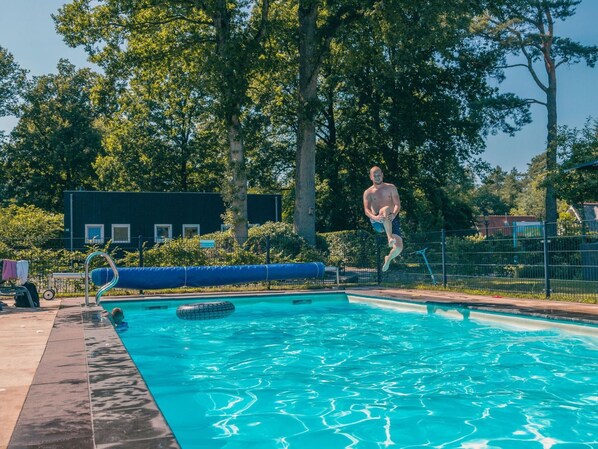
[2,259,17,281]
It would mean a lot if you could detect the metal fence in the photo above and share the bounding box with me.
[0,220,596,302]
[388,220,598,302]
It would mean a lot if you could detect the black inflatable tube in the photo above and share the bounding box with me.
[176,301,235,320]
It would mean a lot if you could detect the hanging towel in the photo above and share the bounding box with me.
[2,259,17,281]
[16,260,29,284]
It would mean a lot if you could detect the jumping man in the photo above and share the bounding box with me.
[363,166,404,271]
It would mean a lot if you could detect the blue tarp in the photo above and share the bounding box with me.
[91,262,325,290]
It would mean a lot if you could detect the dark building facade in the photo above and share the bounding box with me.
[64,191,281,249]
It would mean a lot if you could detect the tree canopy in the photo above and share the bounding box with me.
[0,60,102,211]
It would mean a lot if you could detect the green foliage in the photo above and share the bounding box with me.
[0,60,102,211]
[473,167,523,215]
[245,222,309,263]
[0,46,27,118]
[121,237,208,268]
[554,119,598,205]
[317,230,377,268]
[475,0,598,225]
[118,222,325,268]
[512,154,547,218]
[0,203,63,246]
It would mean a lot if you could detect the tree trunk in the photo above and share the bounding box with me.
[214,2,248,244]
[294,0,319,245]
[543,29,558,236]
[228,111,248,243]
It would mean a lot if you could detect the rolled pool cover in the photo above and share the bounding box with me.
[91,262,325,290]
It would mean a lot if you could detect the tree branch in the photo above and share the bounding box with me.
[519,43,548,92]
[524,98,547,106]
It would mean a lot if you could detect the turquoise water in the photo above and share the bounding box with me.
[108,295,598,449]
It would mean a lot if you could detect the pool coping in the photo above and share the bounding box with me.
[4,288,598,448]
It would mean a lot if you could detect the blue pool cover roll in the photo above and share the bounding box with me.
[91,262,325,290]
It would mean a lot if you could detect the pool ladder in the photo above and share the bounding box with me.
[84,251,119,306]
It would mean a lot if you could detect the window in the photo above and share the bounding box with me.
[154,224,172,243]
[183,224,200,239]
[111,224,130,243]
[85,224,104,244]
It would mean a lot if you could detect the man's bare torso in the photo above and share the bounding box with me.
[365,182,396,214]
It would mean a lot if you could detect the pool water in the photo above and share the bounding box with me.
[109,295,598,448]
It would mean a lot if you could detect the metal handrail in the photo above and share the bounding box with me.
[84,251,119,306]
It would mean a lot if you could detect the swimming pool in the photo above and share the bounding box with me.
[105,293,598,449]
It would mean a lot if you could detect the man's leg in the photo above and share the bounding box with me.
[379,207,395,246]
[382,234,403,272]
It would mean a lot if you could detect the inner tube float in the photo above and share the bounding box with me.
[176,301,235,320]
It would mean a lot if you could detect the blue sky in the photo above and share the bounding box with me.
[1,0,597,172]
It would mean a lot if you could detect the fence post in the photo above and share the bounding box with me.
[441,229,447,288]
[138,235,144,268]
[266,235,271,264]
[376,236,381,285]
[542,221,551,299]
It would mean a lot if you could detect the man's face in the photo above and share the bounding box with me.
[370,168,383,185]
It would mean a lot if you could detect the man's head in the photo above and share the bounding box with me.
[369,166,383,185]
[112,307,125,324]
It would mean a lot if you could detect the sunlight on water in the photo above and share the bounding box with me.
[110,298,598,449]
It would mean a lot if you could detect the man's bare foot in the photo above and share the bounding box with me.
[382,255,391,272]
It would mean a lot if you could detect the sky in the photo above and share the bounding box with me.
[1,0,597,173]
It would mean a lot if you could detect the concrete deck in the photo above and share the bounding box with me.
[0,289,596,449]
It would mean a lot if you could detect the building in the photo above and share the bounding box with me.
[475,215,540,237]
[567,203,598,232]
[64,191,281,249]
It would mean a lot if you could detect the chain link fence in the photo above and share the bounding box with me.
[1,220,596,302]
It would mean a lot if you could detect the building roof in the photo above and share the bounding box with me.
[565,159,598,171]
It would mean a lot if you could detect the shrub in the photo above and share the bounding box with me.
[0,203,63,247]
[318,230,376,267]
[245,222,307,262]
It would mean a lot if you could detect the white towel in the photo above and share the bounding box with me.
[16,260,29,284]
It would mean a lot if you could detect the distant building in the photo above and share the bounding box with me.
[475,215,540,237]
[64,191,281,249]
[567,203,598,232]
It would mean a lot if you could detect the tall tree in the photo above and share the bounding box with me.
[0,60,102,211]
[294,0,382,244]
[554,119,598,210]
[512,153,547,218]
[94,64,223,192]
[473,167,524,215]
[312,0,530,232]
[0,46,27,140]
[56,0,270,244]
[475,0,598,233]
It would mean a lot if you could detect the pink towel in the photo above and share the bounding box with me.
[2,259,17,281]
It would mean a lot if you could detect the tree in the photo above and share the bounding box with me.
[473,167,523,215]
[476,0,598,233]
[512,153,547,218]
[0,203,63,247]
[312,0,530,232]
[94,66,223,192]
[554,119,598,210]
[0,46,27,141]
[0,60,102,211]
[294,0,390,244]
[56,0,271,244]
